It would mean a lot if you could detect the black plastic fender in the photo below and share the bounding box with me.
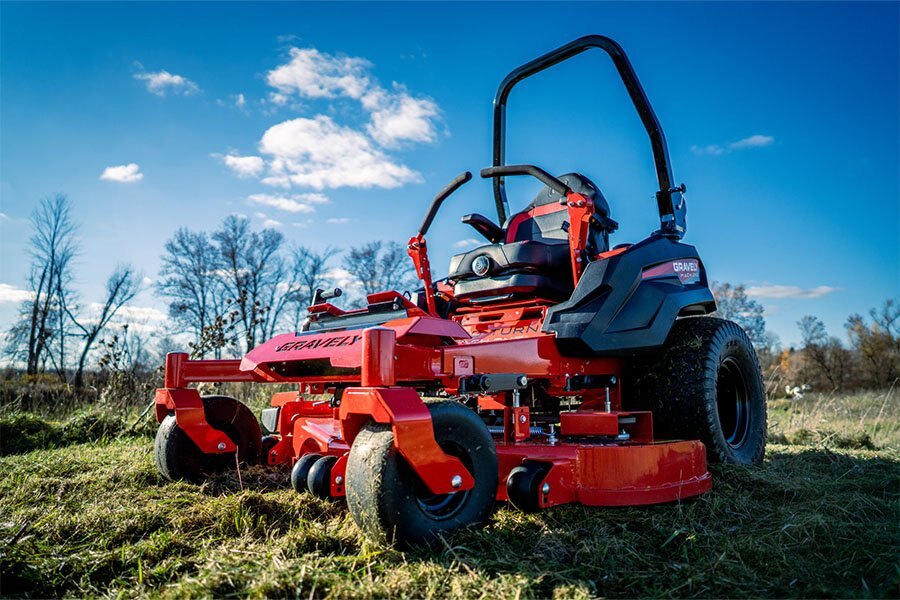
[543,235,715,355]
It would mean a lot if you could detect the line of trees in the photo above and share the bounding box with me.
[5,196,896,394]
[711,282,899,393]
[783,301,899,392]
[5,195,140,386]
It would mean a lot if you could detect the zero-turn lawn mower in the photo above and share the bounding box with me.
[154,35,767,548]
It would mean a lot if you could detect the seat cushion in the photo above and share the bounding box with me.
[448,241,574,301]
[447,240,570,280]
[453,272,573,301]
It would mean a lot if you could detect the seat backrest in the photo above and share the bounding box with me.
[503,173,612,253]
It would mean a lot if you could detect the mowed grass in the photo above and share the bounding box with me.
[1,391,898,598]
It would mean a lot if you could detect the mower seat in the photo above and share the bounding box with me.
[448,173,613,301]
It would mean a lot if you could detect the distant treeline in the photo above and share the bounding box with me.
[5,194,898,395]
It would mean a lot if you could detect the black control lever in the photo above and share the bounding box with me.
[419,171,473,236]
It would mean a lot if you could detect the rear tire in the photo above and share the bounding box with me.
[154,395,262,482]
[345,401,498,549]
[624,317,767,464]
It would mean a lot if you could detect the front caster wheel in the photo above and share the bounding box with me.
[154,395,262,483]
[506,462,550,512]
[345,401,498,549]
[291,454,322,493]
[307,455,338,499]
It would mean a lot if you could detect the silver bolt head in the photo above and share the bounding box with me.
[217,442,226,451]
[541,482,551,495]
[517,375,528,386]
[335,475,343,485]
[451,475,463,489]
[519,414,527,423]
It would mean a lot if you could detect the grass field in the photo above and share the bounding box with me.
[1,390,897,598]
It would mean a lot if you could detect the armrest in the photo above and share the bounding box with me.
[461,213,504,243]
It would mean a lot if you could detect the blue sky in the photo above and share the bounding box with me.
[1,1,897,348]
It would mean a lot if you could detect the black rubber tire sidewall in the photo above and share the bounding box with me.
[291,454,322,493]
[624,317,767,465]
[307,455,338,499]
[345,401,498,549]
[506,464,546,513]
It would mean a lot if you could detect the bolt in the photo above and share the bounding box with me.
[610,376,617,385]
[335,475,343,485]
[541,483,551,495]
[519,414,527,423]
[517,375,528,386]
[451,475,462,489]
[217,442,226,450]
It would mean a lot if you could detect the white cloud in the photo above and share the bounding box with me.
[247,193,317,213]
[327,267,361,291]
[219,153,265,178]
[0,283,33,303]
[100,163,143,183]
[221,46,441,193]
[266,47,371,99]
[259,116,421,190]
[141,276,153,287]
[326,217,351,224]
[692,134,775,156]
[297,192,330,204]
[269,92,289,106]
[291,220,313,228]
[134,69,199,96]
[454,238,481,248]
[0,212,8,221]
[746,285,839,299]
[235,93,246,108]
[109,304,167,322]
[262,218,282,229]
[366,90,439,147]
[729,134,775,150]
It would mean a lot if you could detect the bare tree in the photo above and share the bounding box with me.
[711,281,769,351]
[156,228,223,356]
[212,215,292,351]
[343,241,415,300]
[4,194,78,377]
[290,246,337,329]
[68,266,140,387]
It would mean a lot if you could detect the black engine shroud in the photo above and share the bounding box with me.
[543,235,715,355]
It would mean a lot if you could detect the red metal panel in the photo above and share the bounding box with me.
[559,411,621,436]
[361,328,396,387]
[493,439,711,507]
[154,388,236,453]
[338,387,475,495]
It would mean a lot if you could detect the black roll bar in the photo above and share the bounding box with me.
[491,35,686,238]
